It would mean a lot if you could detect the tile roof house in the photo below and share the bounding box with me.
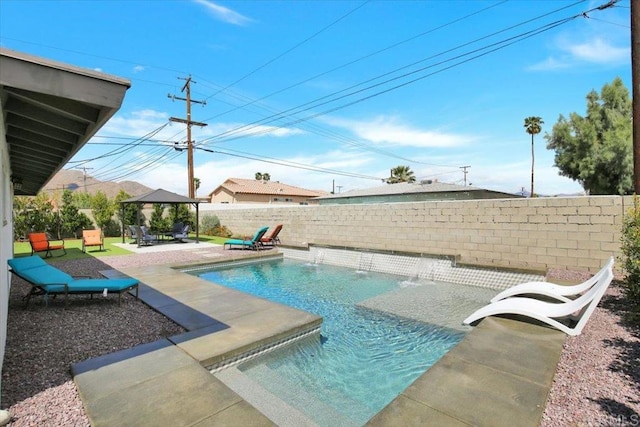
[315,180,522,205]
[209,178,327,205]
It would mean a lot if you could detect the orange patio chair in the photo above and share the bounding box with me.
[28,232,66,258]
[260,224,283,246]
[82,229,104,253]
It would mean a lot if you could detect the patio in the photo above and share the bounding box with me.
[3,243,638,426]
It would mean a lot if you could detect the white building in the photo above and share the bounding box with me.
[0,48,130,416]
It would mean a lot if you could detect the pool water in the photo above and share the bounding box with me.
[197,259,469,426]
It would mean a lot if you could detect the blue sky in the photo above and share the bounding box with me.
[0,0,630,197]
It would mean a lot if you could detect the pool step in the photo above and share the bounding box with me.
[216,364,360,427]
[215,367,318,427]
[356,281,496,332]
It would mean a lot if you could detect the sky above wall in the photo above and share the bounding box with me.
[0,0,630,197]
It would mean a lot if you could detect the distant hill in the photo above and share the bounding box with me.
[42,169,153,199]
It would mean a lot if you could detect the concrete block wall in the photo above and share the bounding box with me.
[205,195,632,273]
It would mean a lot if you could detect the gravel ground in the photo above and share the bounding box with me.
[1,250,639,426]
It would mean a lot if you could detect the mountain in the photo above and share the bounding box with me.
[42,169,153,199]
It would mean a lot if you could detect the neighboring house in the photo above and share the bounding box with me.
[209,178,327,205]
[0,48,130,413]
[315,180,522,205]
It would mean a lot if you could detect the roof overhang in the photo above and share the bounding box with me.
[1,48,131,195]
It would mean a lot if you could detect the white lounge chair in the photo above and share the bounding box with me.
[463,265,614,336]
[490,257,615,303]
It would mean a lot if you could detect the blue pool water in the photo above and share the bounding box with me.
[197,259,467,425]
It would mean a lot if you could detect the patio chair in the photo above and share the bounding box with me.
[490,256,615,303]
[165,222,184,238]
[8,255,139,307]
[223,226,269,250]
[28,232,66,257]
[139,226,157,245]
[82,229,104,253]
[260,224,283,246]
[463,263,614,336]
[172,224,190,242]
[128,225,139,244]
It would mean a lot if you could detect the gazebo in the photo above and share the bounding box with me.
[120,188,201,247]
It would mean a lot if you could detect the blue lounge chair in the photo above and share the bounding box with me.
[223,226,269,250]
[8,256,139,307]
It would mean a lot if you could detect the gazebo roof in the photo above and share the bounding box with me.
[121,188,200,204]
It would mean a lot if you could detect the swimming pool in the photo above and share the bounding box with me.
[196,258,494,426]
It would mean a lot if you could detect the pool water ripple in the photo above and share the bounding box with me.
[196,259,474,426]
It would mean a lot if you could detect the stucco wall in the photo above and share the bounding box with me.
[209,195,630,273]
[0,106,10,404]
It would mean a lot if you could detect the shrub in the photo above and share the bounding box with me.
[620,196,640,312]
[200,214,221,235]
[212,225,233,238]
[102,219,122,237]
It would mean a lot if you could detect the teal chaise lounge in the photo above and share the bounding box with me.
[223,226,269,250]
[8,256,139,307]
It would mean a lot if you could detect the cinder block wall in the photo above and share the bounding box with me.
[206,195,632,273]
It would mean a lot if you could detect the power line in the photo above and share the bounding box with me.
[197,0,511,123]
[197,15,579,147]
[195,1,591,146]
[204,0,372,102]
[196,146,384,181]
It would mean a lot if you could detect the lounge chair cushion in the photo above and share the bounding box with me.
[18,265,73,286]
[8,256,48,270]
[8,255,140,307]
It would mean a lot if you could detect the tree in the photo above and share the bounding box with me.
[12,193,57,240]
[150,203,169,232]
[193,177,201,197]
[168,203,194,226]
[60,189,92,238]
[545,77,632,195]
[114,190,143,228]
[91,191,115,230]
[255,172,263,180]
[255,172,270,181]
[524,116,543,197]
[386,165,416,184]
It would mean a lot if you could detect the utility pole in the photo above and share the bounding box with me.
[168,76,207,198]
[460,165,471,186]
[76,166,93,192]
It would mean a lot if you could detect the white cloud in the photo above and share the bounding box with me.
[193,0,253,26]
[566,38,628,64]
[325,116,473,148]
[196,122,305,140]
[100,109,171,138]
[529,37,629,71]
[133,65,146,73]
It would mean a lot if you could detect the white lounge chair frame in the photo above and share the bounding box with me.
[463,265,614,336]
[490,257,615,303]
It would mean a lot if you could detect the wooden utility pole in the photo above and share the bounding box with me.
[168,76,207,198]
[632,0,640,193]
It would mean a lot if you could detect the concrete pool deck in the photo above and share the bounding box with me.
[71,257,565,426]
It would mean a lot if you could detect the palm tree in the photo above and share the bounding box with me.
[387,165,416,184]
[262,173,270,181]
[193,177,201,197]
[255,172,263,180]
[524,116,543,197]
